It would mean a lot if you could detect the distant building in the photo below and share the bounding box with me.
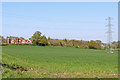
[21,39,32,44]
[7,37,32,44]
[7,37,18,44]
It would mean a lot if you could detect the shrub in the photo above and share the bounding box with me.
[0,44,7,46]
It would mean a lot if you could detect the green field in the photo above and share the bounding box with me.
[2,45,118,78]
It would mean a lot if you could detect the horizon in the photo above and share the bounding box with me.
[2,2,118,43]
[1,33,117,44]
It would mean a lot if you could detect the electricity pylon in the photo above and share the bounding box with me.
[105,17,113,53]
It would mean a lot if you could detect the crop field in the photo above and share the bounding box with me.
[2,45,118,78]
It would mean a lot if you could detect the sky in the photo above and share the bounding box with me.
[2,2,118,43]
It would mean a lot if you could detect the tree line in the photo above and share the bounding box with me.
[0,31,119,50]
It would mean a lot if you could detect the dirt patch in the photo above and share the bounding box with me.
[2,63,28,71]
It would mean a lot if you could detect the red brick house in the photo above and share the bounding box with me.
[7,37,32,44]
[7,37,19,44]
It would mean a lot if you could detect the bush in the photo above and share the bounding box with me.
[89,46,97,49]
[8,43,31,46]
[31,43,38,46]
[0,44,7,46]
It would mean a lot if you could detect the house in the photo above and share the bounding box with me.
[28,39,32,44]
[21,39,32,44]
[7,37,19,44]
[21,40,27,44]
[7,37,32,44]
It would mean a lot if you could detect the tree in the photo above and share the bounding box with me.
[112,41,118,49]
[0,36,2,45]
[32,31,42,45]
[20,37,25,40]
[39,35,48,46]
[48,37,51,40]
[96,40,102,43]
[95,40,102,49]
[64,38,67,43]
[31,31,48,46]
[0,36,6,45]
[89,40,97,49]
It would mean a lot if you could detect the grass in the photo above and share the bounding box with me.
[2,45,118,78]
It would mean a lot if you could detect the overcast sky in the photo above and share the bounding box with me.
[2,2,118,43]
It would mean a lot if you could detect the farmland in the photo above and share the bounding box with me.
[2,45,118,78]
